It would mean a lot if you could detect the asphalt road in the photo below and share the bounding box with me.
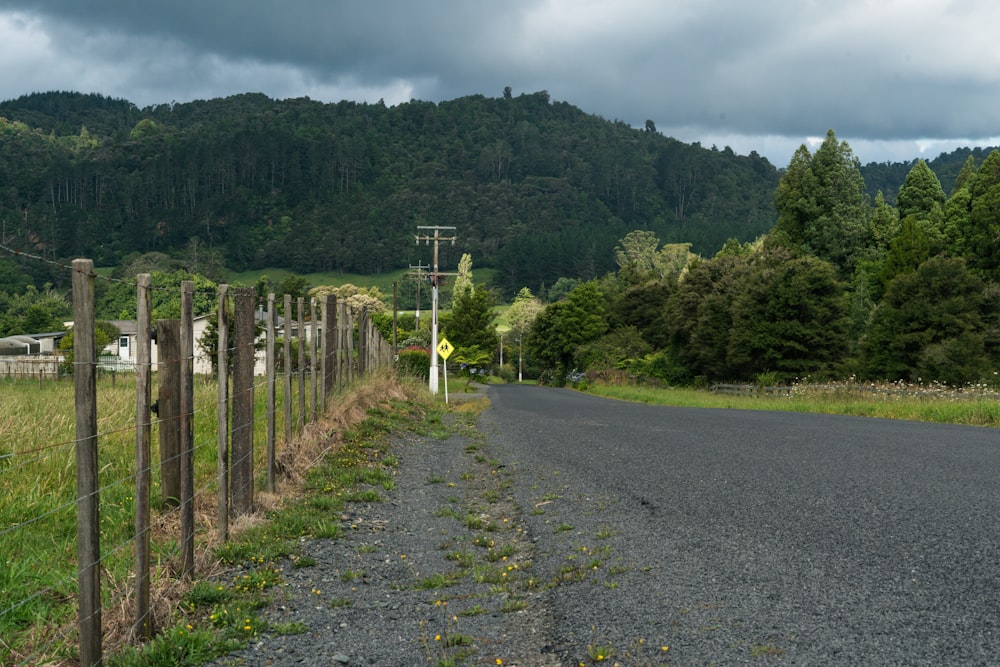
[480,384,1000,665]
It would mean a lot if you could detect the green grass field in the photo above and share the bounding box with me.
[0,373,297,664]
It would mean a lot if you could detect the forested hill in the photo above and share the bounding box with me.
[5,90,987,296]
[0,90,780,294]
[860,145,1000,204]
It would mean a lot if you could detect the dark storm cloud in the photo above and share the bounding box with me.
[0,2,535,97]
[1,0,999,164]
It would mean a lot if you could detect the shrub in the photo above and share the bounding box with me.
[496,363,516,383]
[396,346,430,379]
[622,350,691,386]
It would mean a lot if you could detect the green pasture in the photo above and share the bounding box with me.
[0,373,299,664]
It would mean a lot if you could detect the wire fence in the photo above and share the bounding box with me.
[709,380,1000,400]
[0,356,62,380]
[0,259,395,666]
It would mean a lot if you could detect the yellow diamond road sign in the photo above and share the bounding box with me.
[436,337,454,360]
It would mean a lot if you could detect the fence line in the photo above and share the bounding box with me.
[0,356,61,380]
[0,259,394,666]
[709,381,1000,400]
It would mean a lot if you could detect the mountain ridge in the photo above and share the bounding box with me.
[0,90,993,294]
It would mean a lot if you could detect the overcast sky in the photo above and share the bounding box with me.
[1,0,998,166]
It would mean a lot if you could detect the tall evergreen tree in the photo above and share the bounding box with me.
[896,160,946,220]
[868,191,900,253]
[963,150,1000,281]
[771,145,817,247]
[772,130,869,276]
[880,217,933,288]
[452,253,474,299]
[444,284,496,354]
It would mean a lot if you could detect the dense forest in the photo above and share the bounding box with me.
[0,90,782,295]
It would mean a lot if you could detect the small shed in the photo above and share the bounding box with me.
[0,335,40,355]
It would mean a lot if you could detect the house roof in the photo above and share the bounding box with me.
[107,320,138,335]
[27,331,67,340]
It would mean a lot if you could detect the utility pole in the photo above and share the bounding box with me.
[415,225,457,394]
[407,262,430,331]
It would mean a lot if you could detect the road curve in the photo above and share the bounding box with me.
[481,384,1000,665]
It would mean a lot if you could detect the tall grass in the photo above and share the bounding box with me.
[0,373,298,664]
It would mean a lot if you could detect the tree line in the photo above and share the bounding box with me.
[515,131,1000,387]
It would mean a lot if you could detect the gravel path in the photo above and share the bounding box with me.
[204,390,566,667]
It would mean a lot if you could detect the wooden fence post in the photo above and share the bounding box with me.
[179,281,195,578]
[231,287,255,515]
[369,310,377,371]
[266,293,276,493]
[156,319,181,506]
[323,295,337,400]
[392,281,398,364]
[72,258,101,667]
[297,296,305,431]
[310,297,318,420]
[358,309,368,376]
[134,273,153,640]
[336,300,345,389]
[217,285,230,543]
[369,311,378,371]
[283,293,292,447]
[344,304,355,386]
[337,303,354,388]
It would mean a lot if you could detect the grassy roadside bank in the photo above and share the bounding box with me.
[584,381,1000,427]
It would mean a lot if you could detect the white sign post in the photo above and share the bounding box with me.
[437,337,453,404]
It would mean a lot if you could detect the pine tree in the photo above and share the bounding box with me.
[897,160,946,220]
[772,130,869,277]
